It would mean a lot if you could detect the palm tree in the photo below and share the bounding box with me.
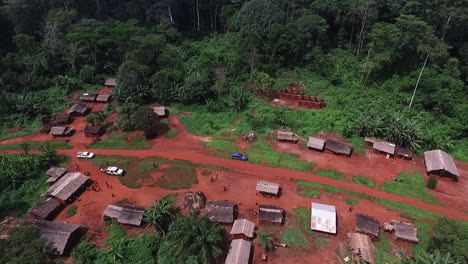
[144,197,177,236]
[19,142,30,154]
[414,250,460,264]
[255,230,275,252]
[159,215,224,264]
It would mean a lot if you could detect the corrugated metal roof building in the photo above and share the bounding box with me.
[225,239,251,264]
[105,78,117,87]
[277,130,298,142]
[205,200,235,224]
[424,150,459,180]
[373,141,396,156]
[258,205,284,224]
[311,202,337,234]
[349,232,375,264]
[29,197,63,220]
[230,219,255,239]
[355,213,380,238]
[31,220,82,255]
[47,172,90,203]
[391,220,419,243]
[256,181,280,196]
[307,137,325,151]
[325,139,352,156]
[103,204,146,226]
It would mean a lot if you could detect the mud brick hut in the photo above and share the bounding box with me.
[56,115,71,125]
[40,123,54,133]
[225,239,252,264]
[96,94,112,103]
[47,172,90,203]
[79,93,97,102]
[277,129,298,143]
[205,200,235,224]
[84,125,104,137]
[348,232,376,264]
[104,78,117,88]
[152,106,169,118]
[256,181,280,197]
[395,146,413,160]
[258,205,284,225]
[355,213,380,238]
[103,204,146,226]
[311,202,337,234]
[31,220,82,255]
[68,104,89,116]
[182,192,206,213]
[391,220,419,243]
[29,197,64,220]
[325,139,352,157]
[373,141,396,156]
[46,167,67,184]
[50,126,73,137]
[230,219,256,240]
[307,137,325,151]
[424,149,459,181]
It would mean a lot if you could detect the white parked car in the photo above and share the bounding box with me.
[76,151,95,159]
[106,166,125,176]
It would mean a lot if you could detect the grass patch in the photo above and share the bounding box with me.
[0,120,41,142]
[279,228,310,250]
[375,234,399,263]
[202,138,238,153]
[352,175,376,188]
[0,140,72,150]
[164,129,180,139]
[278,152,315,172]
[296,180,372,200]
[294,207,329,249]
[373,198,442,221]
[66,205,78,217]
[87,132,151,149]
[155,159,198,190]
[314,169,345,180]
[344,198,359,205]
[201,169,211,176]
[348,137,366,156]
[163,193,178,203]
[379,169,441,205]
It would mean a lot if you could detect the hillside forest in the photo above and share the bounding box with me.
[0,0,467,160]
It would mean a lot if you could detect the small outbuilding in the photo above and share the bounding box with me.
[391,220,419,243]
[31,220,82,255]
[373,141,396,156]
[46,167,67,184]
[152,106,168,118]
[355,213,380,238]
[348,232,376,264]
[258,205,284,225]
[96,94,112,103]
[230,219,256,239]
[29,197,64,220]
[225,239,252,264]
[205,200,235,224]
[307,137,325,151]
[79,93,97,102]
[182,192,206,213]
[396,146,413,160]
[84,125,103,137]
[256,181,280,197]
[56,115,71,125]
[365,137,378,148]
[40,123,54,133]
[50,126,73,137]
[103,204,146,226]
[68,104,89,116]
[325,139,352,156]
[277,129,298,143]
[424,149,459,181]
[311,202,336,234]
[47,172,90,203]
[105,78,117,88]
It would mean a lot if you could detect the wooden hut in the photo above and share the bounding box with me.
[364,137,378,148]
[46,167,67,184]
[204,200,235,224]
[277,129,298,143]
[348,232,376,264]
[31,220,82,255]
[225,239,252,264]
[40,123,54,133]
[325,139,352,156]
[46,172,90,203]
[68,104,89,116]
[391,220,419,243]
[29,197,64,220]
[256,181,280,197]
[258,205,284,225]
[104,78,117,88]
[96,94,112,103]
[56,115,71,125]
[373,141,396,156]
[79,93,97,102]
[395,146,413,160]
[50,126,73,137]
[355,213,380,238]
[307,137,325,151]
[424,150,459,181]
[103,204,146,226]
[84,125,103,137]
[230,219,255,240]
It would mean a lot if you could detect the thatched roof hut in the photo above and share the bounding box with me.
[47,172,89,203]
[50,126,73,136]
[96,94,112,103]
[40,123,54,133]
[105,78,117,87]
[277,129,298,142]
[230,219,255,239]
[225,239,251,264]
[349,232,376,264]
[373,141,396,156]
[391,220,419,243]
[355,213,380,238]
[56,115,71,125]
[256,181,280,196]
[205,200,235,223]
[79,93,97,102]
[31,220,82,255]
[258,205,284,224]
[103,204,146,226]
[182,192,206,213]
[325,139,352,156]
[424,150,459,180]
[307,137,325,151]
[396,146,413,160]
[68,104,89,116]
[84,125,103,137]
[46,167,67,184]
[311,202,336,234]
[29,197,63,220]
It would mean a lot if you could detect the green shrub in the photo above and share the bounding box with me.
[352,175,376,188]
[66,205,78,217]
[427,177,438,189]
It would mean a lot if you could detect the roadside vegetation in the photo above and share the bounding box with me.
[0,140,72,151]
[164,129,179,139]
[296,180,371,200]
[352,175,376,188]
[87,132,151,150]
[65,205,78,217]
[314,169,346,181]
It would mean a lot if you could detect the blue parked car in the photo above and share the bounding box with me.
[232,152,248,161]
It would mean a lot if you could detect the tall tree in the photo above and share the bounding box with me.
[144,196,177,236]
